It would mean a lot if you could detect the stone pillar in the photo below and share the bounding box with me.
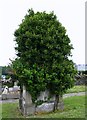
[20,85,35,115]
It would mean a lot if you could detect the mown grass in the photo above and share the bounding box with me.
[1,103,24,119]
[66,85,85,93]
[1,95,85,119]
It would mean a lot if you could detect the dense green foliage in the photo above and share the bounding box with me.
[13,9,77,106]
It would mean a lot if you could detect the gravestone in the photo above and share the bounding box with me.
[2,85,20,100]
[19,85,35,115]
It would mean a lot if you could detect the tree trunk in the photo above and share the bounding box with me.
[53,94,59,111]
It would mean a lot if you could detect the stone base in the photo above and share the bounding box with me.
[21,103,35,115]
[1,93,19,100]
[36,102,54,113]
[1,94,7,100]
[36,102,64,113]
[19,86,64,116]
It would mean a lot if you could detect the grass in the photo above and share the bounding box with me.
[0,103,2,120]
[1,103,24,119]
[1,95,85,119]
[66,85,85,93]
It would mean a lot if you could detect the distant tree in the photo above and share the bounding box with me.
[2,65,17,82]
[13,9,77,110]
[2,66,11,76]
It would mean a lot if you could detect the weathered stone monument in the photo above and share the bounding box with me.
[1,85,20,100]
[19,85,64,115]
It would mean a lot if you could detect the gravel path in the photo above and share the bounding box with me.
[63,92,85,98]
[0,92,85,104]
[0,98,19,103]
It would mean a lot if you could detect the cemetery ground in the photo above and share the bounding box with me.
[1,95,85,118]
[0,85,86,119]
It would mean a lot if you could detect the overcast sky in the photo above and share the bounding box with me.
[0,0,86,66]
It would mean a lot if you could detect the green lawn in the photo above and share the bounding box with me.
[66,85,85,93]
[1,95,85,119]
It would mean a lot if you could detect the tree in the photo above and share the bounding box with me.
[13,9,77,110]
[2,66,13,79]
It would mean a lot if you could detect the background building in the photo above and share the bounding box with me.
[76,64,87,71]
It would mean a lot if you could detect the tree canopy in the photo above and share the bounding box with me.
[13,9,77,109]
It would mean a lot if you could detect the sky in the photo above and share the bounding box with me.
[0,0,86,66]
